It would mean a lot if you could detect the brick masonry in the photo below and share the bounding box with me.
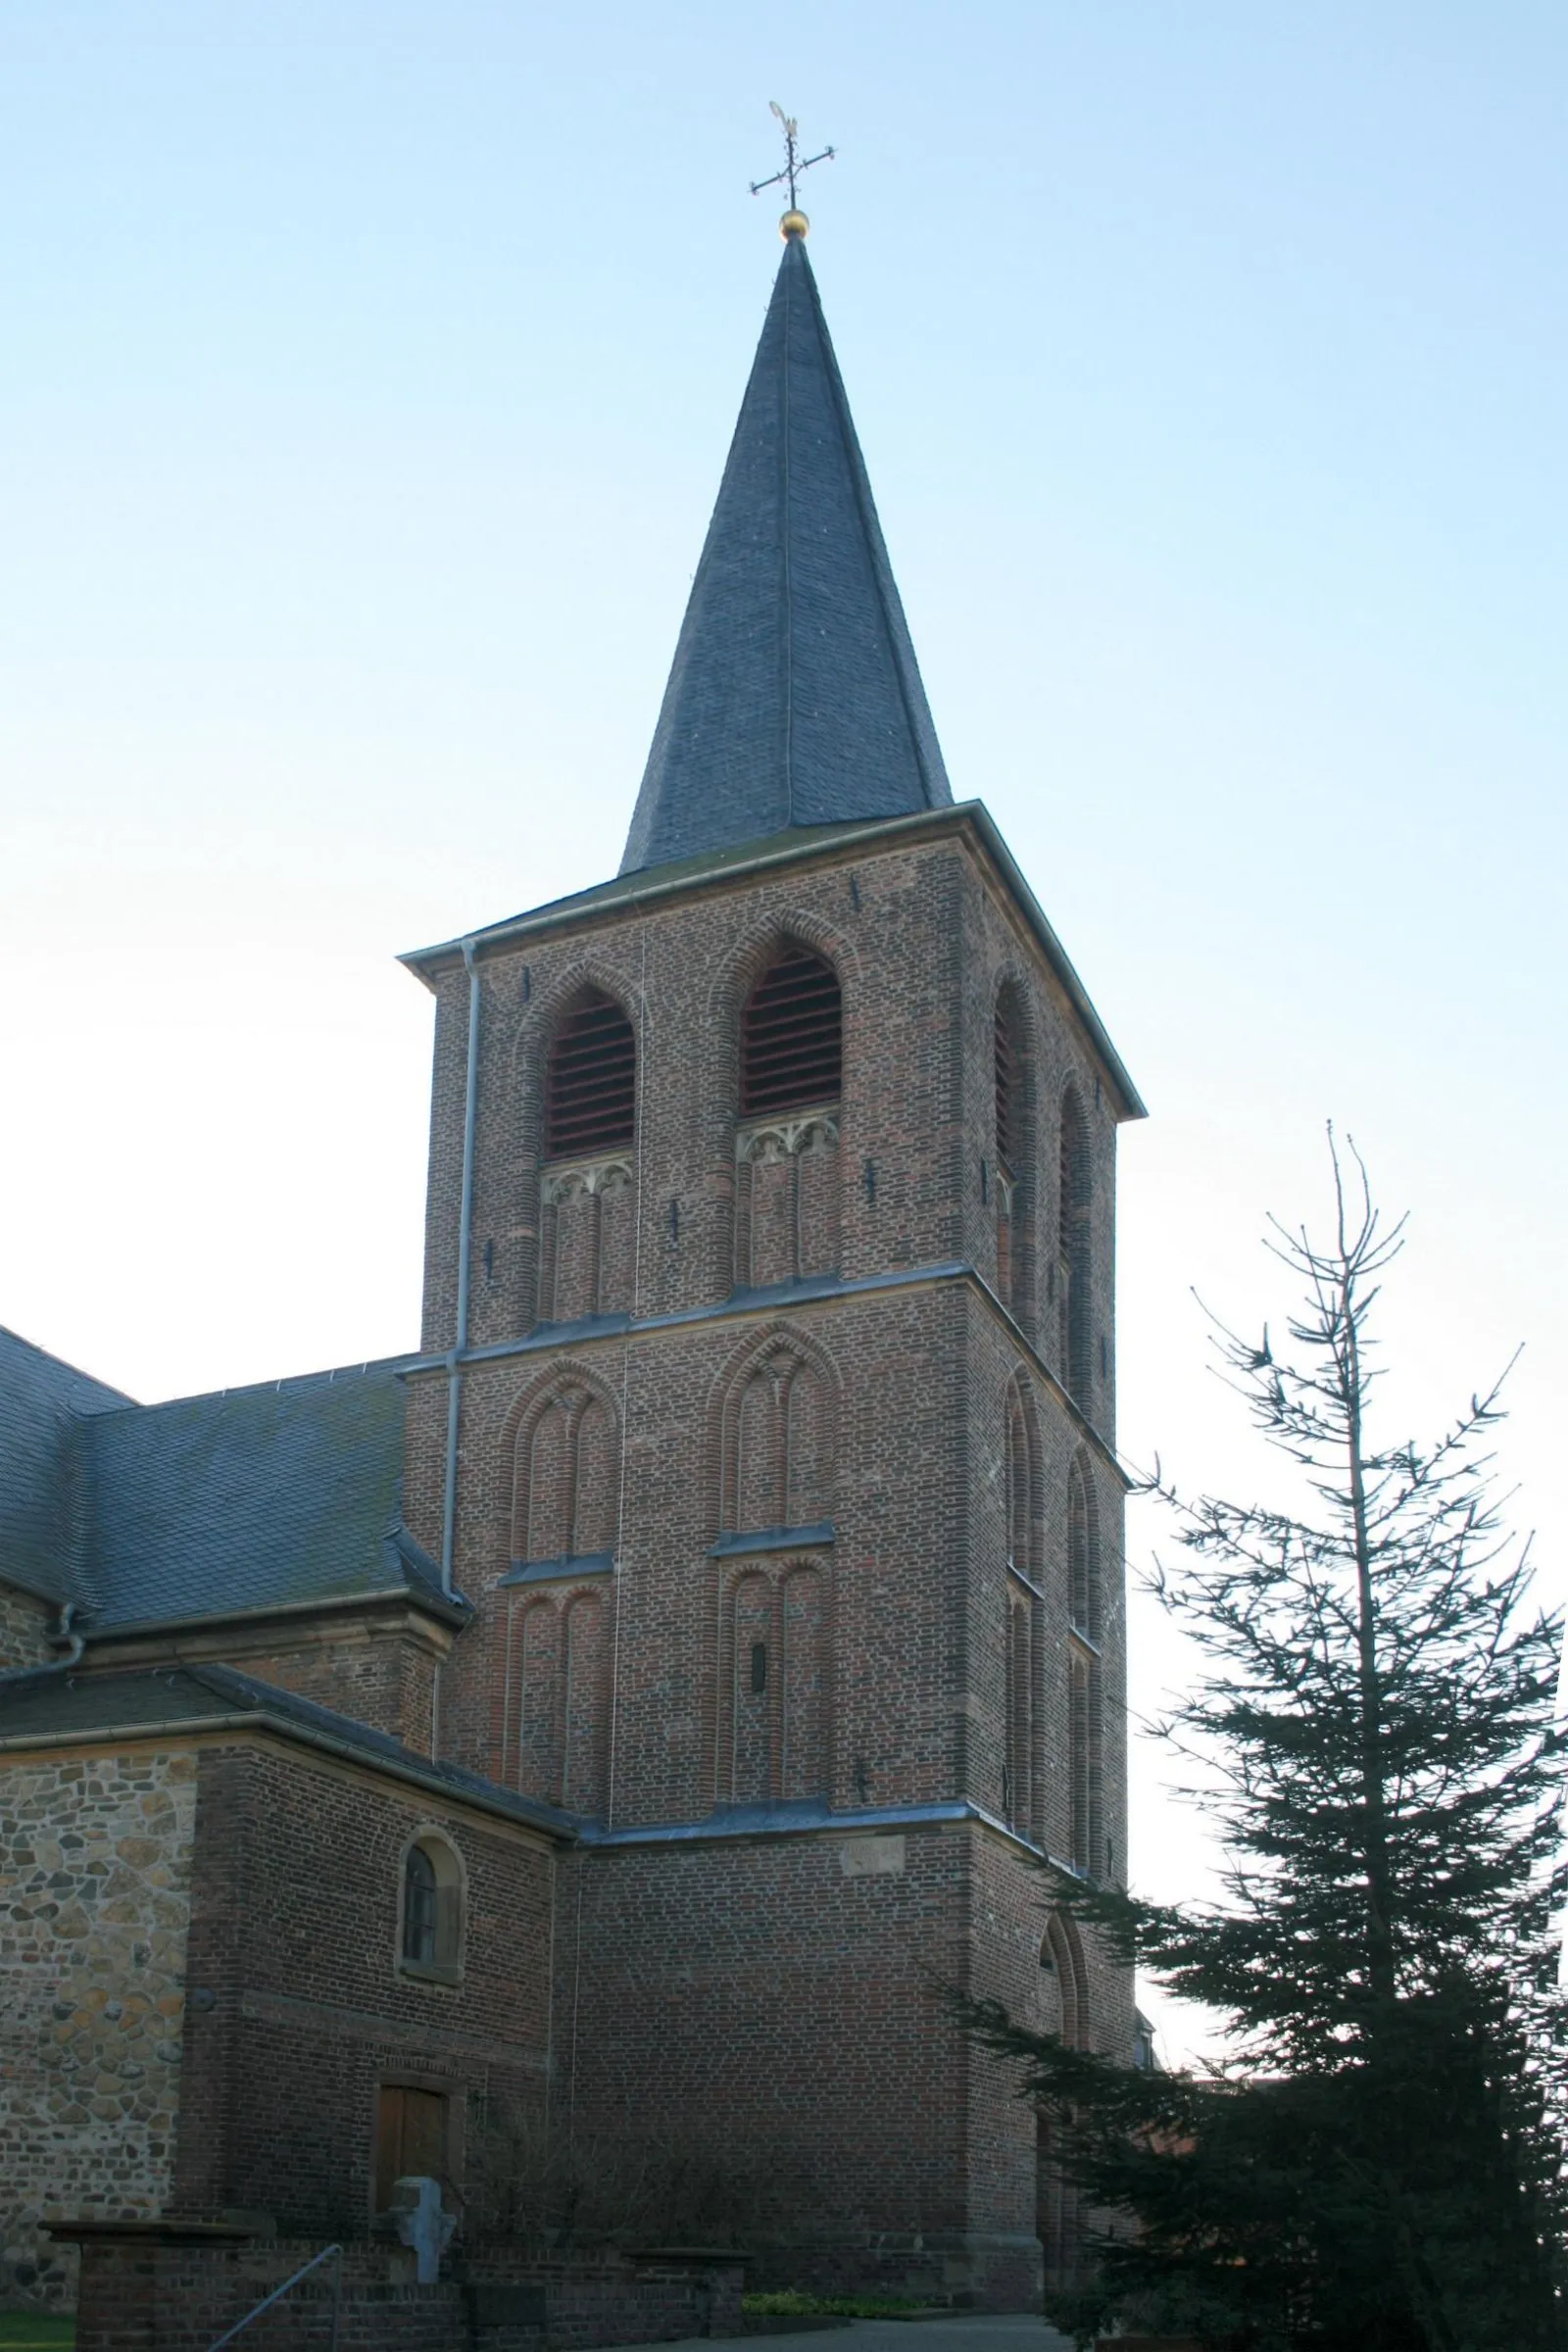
[404,813,1135,2306]
[2,808,1137,2323]
[172,1738,555,2238]
[0,1748,196,2307]
[67,2231,745,2352]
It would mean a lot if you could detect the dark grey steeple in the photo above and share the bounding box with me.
[618,231,952,876]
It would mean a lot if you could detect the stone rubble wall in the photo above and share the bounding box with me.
[0,1747,195,2308]
[0,1582,55,1673]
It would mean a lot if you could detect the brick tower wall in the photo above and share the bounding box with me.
[404,816,1133,2305]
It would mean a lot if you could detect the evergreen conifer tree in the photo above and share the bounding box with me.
[960,1143,1567,2350]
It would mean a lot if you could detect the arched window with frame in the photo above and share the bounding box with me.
[735,947,842,1288]
[399,1835,464,1981]
[538,988,637,1323]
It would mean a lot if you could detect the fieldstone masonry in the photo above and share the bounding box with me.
[0,1586,53,1674]
[0,1748,194,2305]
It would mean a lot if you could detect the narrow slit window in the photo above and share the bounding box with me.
[741,950,842,1117]
[750,1641,768,1693]
[545,991,635,1159]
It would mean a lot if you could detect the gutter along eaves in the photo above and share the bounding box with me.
[0,1703,574,1840]
[78,1582,471,1646]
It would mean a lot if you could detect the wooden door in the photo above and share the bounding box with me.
[375,2084,449,2208]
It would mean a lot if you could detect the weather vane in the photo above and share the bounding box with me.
[750,101,834,236]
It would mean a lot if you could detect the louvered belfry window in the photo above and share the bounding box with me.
[741,950,842,1117]
[545,991,636,1159]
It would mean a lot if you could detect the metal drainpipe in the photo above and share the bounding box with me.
[440,939,481,1595]
[0,1599,85,1686]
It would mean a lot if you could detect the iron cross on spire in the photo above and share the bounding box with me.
[750,101,834,233]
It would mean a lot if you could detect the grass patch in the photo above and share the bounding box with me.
[0,2320,74,2350]
[744,2291,929,2319]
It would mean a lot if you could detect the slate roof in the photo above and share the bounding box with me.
[0,1662,573,1837]
[618,232,952,876]
[0,1327,131,1604]
[74,1359,446,1633]
[0,1333,451,1639]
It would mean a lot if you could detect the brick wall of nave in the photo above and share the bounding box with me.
[172,1741,555,2239]
[0,1745,196,2310]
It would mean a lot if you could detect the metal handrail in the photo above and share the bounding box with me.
[206,2240,343,2352]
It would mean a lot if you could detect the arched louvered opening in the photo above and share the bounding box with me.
[741,948,842,1117]
[545,990,635,1160]
[1058,1086,1092,1402]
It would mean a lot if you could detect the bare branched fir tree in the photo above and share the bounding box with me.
[957,1139,1567,2351]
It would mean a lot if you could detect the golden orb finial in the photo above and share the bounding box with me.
[780,209,809,240]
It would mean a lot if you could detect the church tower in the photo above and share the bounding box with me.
[402,222,1143,2307]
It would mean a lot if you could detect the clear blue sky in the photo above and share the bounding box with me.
[2,2,1562,2052]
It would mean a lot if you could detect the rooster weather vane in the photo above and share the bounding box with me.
[750,101,834,234]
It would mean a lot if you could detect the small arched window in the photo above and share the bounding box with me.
[545,990,635,1160]
[400,1837,464,1979]
[741,949,841,1117]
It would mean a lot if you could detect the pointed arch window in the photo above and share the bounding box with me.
[545,990,635,1160]
[1067,1459,1103,1879]
[1038,1913,1089,2294]
[1003,1373,1043,1842]
[741,949,841,1117]
[1057,1087,1092,1403]
[539,990,637,1321]
[735,949,843,1286]
[991,985,1036,1326]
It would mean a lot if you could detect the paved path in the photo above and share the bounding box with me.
[602,2318,1073,2352]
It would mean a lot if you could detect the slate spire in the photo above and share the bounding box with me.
[618,231,952,876]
